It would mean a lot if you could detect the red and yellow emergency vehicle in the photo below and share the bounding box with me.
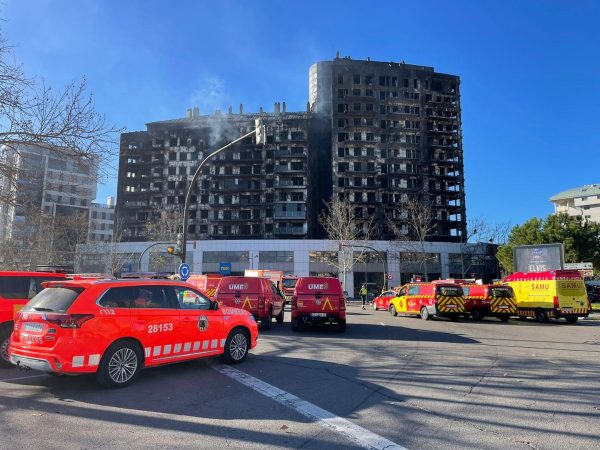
[9,278,258,387]
[460,283,517,322]
[388,281,465,320]
[187,274,224,299]
[0,271,68,367]
[504,270,591,323]
[291,277,346,332]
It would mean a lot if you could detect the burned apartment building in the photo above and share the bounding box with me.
[117,56,466,243]
[117,105,330,241]
[309,56,466,241]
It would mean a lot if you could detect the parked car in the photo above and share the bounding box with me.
[372,290,398,311]
[9,278,258,387]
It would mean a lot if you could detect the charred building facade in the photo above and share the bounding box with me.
[117,57,466,243]
[310,57,466,241]
[117,106,330,241]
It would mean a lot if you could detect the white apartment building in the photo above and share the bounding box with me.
[550,184,600,223]
[0,143,97,242]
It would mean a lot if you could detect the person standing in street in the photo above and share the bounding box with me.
[360,284,367,310]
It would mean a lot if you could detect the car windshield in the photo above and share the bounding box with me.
[22,287,84,313]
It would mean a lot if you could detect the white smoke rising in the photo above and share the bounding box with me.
[189,74,229,116]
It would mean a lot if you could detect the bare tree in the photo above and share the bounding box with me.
[318,197,374,289]
[459,216,511,278]
[0,204,90,270]
[0,35,121,207]
[387,197,436,281]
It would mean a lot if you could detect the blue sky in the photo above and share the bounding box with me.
[3,0,599,228]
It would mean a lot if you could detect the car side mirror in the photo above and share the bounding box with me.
[210,300,219,310]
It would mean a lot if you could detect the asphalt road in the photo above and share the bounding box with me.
[1,306,599,450]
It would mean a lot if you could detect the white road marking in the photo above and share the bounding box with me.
[214,365,407,450]
[379,322,386,326]
[0,374,49,382]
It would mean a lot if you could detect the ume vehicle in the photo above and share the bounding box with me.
[215,276,285,330]
[291,277,346,332]
[9,279,258,387]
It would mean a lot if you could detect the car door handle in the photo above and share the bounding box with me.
[183,317,193,322]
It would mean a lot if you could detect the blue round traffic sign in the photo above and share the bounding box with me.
[178,263,191,281]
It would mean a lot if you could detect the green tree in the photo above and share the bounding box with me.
[497,214,600,273]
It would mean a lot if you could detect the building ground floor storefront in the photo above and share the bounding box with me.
[78,239,499,298]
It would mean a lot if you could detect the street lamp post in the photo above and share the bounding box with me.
[181,120,265,264]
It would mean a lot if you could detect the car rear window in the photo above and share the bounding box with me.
[436,285,463,297]
[490,286,513,298]
[22,287,84,313]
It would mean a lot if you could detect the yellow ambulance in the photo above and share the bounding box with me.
[504,270,590,323]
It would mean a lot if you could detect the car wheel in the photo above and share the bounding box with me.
[472,308,484,321]
[221,328,249,364]
[499,314,511,322]
[262,309,272,330]
[389,304,398,317]
[96,341,142,388]
[535,310,549,323]
[0,328,12,368]
[420,307,431,320]
[337,319,346,333]
[565,316,578,324]
[275,307,284,324]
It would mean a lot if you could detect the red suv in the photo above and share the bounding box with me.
[0,271,68,367]
[9,279,258,387]
[215,276,285,330]
[291,277,346,332]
